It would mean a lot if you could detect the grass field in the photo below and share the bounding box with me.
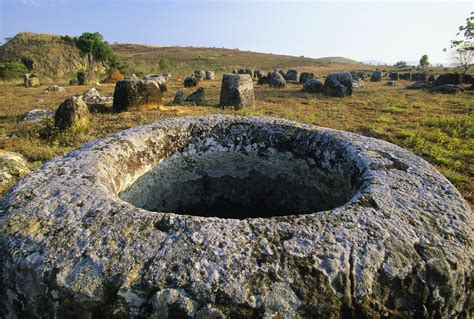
[0,73,472,206]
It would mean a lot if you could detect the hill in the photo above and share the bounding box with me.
[111,43,360,75]
[0,32,360,78]
[0,32,107,78]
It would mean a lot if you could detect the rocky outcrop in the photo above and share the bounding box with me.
[406,82,433,90]
[112,79,162,112]
[0,115,471,318]
[142,74,167,93]
[219,74,254,109]
[173,91,186,104]
[323,73,353,97]
[411,72,427,82]
[54,96,90,130]
[21,109,54,122]
[43,84,65,93]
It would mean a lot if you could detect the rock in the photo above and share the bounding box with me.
[82,88,100,100]
[43,84,65,93]
[142,74,168,93]
[69,79,78,86]
[255,70,265,79]
[388,73,399,81]
[428,74,436,82]
[406,82,433,90]
[102,72,124,83]
[129,74,140,81]
[462,73,472,84]
[399,72,411,80]
[302,79,324,93]
[23,74,40,87]
[77,72,91,85]
[323,73,353,97]
[164,73,172,79]
[435,73,462,86]
[257,75,268,85]
[370,71,382,82]
[219,74,254,109]
[184,76,198,88]
[299,72,315,84]
[173,91,185,104]
[21,109,54,122]
[277,69,285,77]
[268,71,286,87]
[386,80,397,86]
[352,78,365,89]
[284,70,299,81]
[350,71,367,80]
[0,150,30,190]
[185,87,205,105]
[54,96,90,130]
[194,70,206,81]
[0,115,471,318]
[205,71,215,80]
[411,72,427,82]
[238,69,255,78]
[112,80,162,112]
[429,84,464,94]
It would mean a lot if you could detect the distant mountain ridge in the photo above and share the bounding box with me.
[1,32,361,78]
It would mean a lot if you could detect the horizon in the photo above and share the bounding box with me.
[1,1,473,66]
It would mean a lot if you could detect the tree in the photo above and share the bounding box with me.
[419,54,429,70]
[451,42,473,74]
[394,61,407,68]
[75,32,125,71]
[451,11,473,49]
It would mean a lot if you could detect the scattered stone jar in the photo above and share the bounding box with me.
[0,116,471,318]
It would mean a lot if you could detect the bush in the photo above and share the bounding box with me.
[0,62,29,80]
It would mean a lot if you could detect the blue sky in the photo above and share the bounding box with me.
[1,0,472,64]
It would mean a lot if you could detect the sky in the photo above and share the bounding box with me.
[0,0,472,65]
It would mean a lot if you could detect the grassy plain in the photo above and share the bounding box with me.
[0,73,472,205]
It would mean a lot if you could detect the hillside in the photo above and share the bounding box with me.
[0,32,360,78]
[0,32,107,78]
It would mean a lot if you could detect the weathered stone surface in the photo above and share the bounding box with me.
[406,82,433,90]
[23,74,40,87]
[102,72,124,83]
[77,72,92,85]
[82,89,113,113]
[21,109,54,122]
[386,80,397,86]
[184,76,198,88]
[194,70,206,81]
[284,70,299,81]
[434,73,462,86]
[173,90,186,104]
[350,71,367,80]
[299,72,315,84]
[43,84,65,93]
[268,71,286,87]
[112,79,162,112]
[352,78,365,89]
[370,71,382,82]
[185,87,205,105]
[411,72,427,82]
[323,73,353,97]
[388,73,399,81]
[429,84,464,94]
[0,115,471,318]
[143,74,168,93]
[219,74,254,109]
[399,72,411,80]
[54,96,90,130]
[255,70,265,79]
[0,150,30,189]
[302,79,323,93]
[257,75,268,85]
[238,68,254,78]
[205,70,215,80]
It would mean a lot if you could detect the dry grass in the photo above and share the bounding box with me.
[0,73,472,206]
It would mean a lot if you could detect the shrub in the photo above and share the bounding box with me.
[0,62,29,80]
